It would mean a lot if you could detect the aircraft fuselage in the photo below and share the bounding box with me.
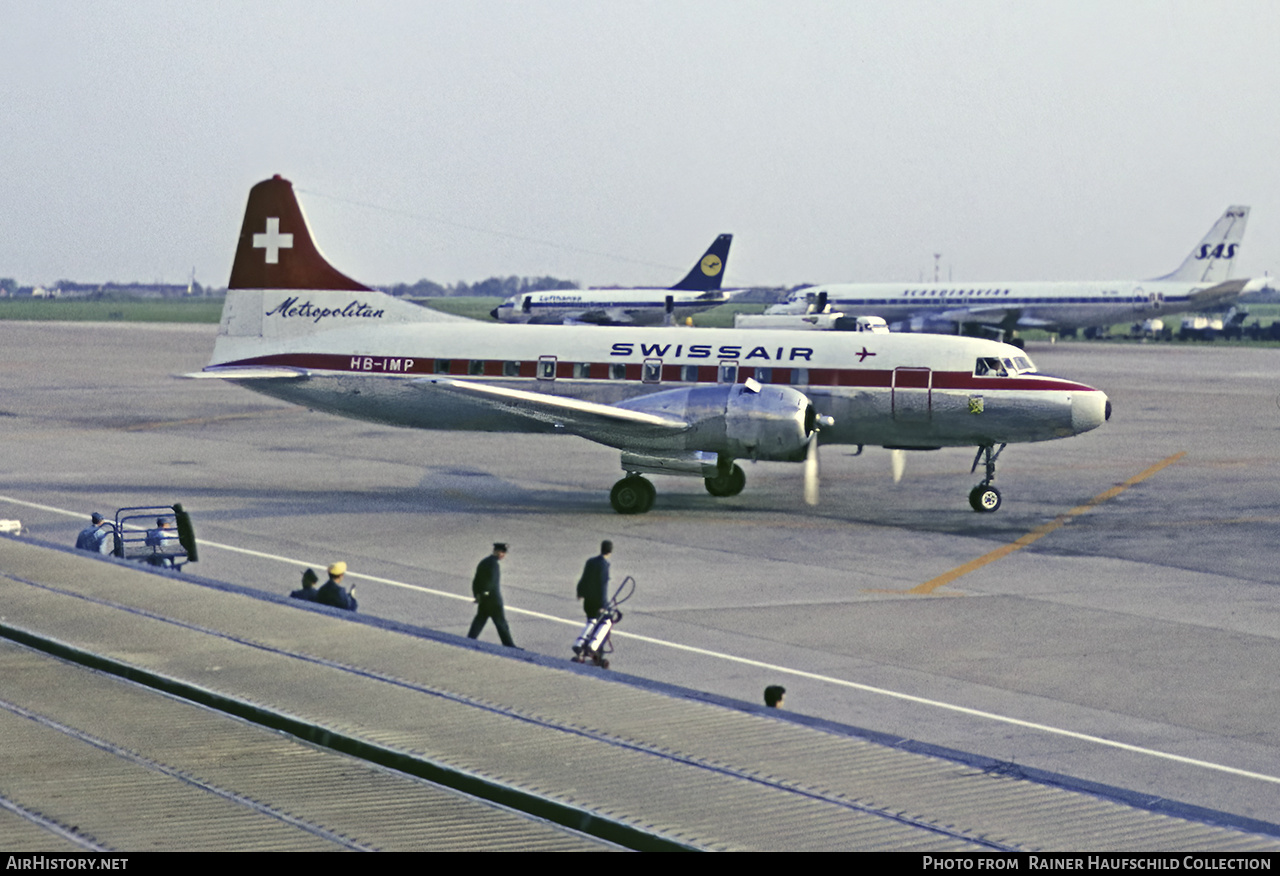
[767,278,1246,331]
[213,313,1106,450]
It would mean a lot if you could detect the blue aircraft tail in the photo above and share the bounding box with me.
[669,234,733,292]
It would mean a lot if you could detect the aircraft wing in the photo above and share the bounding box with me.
[418,377,690,443]
[1190,278,1249,306]
[958,305,1014,318]
[568,309,636,326]
[959,306,1054,330]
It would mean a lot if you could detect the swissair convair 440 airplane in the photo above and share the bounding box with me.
[195,176,1111,514]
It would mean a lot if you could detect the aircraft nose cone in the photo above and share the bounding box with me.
[1072,390,1110,434]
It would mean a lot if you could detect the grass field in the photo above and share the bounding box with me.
[0,297,225,323]
[412,296,501,321]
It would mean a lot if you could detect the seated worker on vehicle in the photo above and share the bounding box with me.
[317,562,358,611]
[145,517,178,567]
[291,568,320,602]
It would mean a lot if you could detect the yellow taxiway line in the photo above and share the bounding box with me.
[906,451,1187,595]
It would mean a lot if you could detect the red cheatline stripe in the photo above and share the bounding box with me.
[219,354,1097,392]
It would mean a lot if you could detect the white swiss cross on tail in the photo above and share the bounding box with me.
[253,217,294,264]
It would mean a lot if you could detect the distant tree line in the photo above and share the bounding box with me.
[0,274,581,300]
[379,275,578,298]
[0,278,210,298]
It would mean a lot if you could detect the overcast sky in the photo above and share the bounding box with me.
[2,1,1277,289]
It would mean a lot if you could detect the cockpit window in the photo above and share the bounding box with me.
[975,357,1007,377]
[982,356,1038,376]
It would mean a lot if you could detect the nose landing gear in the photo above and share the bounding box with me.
[969,443,1006,512]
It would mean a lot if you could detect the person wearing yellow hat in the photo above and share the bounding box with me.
[317,561,358,611]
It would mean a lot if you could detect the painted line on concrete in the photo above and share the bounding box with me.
[7,481,1279,790]
[907,452,1187,595]
[122,411,285,432]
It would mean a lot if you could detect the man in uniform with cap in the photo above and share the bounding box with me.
[577,540,612,619]
[75,513,112,555]
[317,561,358,611]
[467,543,516,647]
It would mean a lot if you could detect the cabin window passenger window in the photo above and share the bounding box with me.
[791,367,809,385]
[718,361,738,384]
[572,362,590,379]
[503,361,520,377]
[434,360,451,374]
[609,363,627,380]
[681,365,699,382]
[468,360,484,376]
[754,367,771,383]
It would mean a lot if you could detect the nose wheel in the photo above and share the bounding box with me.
[610,475,656,514]
[969,443,1006,513]
[969,484,1002,512]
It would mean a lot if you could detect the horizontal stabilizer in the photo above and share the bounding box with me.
[181,365,311,380]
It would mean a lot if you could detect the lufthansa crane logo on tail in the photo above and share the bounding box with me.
[253,217,294,264]
[1196,243,1239,260]
[700,254,723,276]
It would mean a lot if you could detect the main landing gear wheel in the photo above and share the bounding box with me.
[969,485,1001,512]
[610,476,655,514]
[704,463,746,497]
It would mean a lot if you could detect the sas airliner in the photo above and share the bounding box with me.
[194,176,1110,514]
[766,206,1254,340]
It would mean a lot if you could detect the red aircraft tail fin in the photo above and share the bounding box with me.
[228,175,370,291]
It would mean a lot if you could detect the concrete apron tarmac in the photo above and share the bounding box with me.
[2,321,1278,828]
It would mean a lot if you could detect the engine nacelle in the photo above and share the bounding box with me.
[720,381,815,461]
[619,380,816,461]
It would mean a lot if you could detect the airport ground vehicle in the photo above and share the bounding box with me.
[111,503,198,570]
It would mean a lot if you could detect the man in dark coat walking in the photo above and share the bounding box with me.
[468,543,516,647]
[577,540,612,619]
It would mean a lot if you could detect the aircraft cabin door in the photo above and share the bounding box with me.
[892,367,932,423]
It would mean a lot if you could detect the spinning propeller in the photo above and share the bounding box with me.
[803,410,835,506]
[890,448,906,484]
